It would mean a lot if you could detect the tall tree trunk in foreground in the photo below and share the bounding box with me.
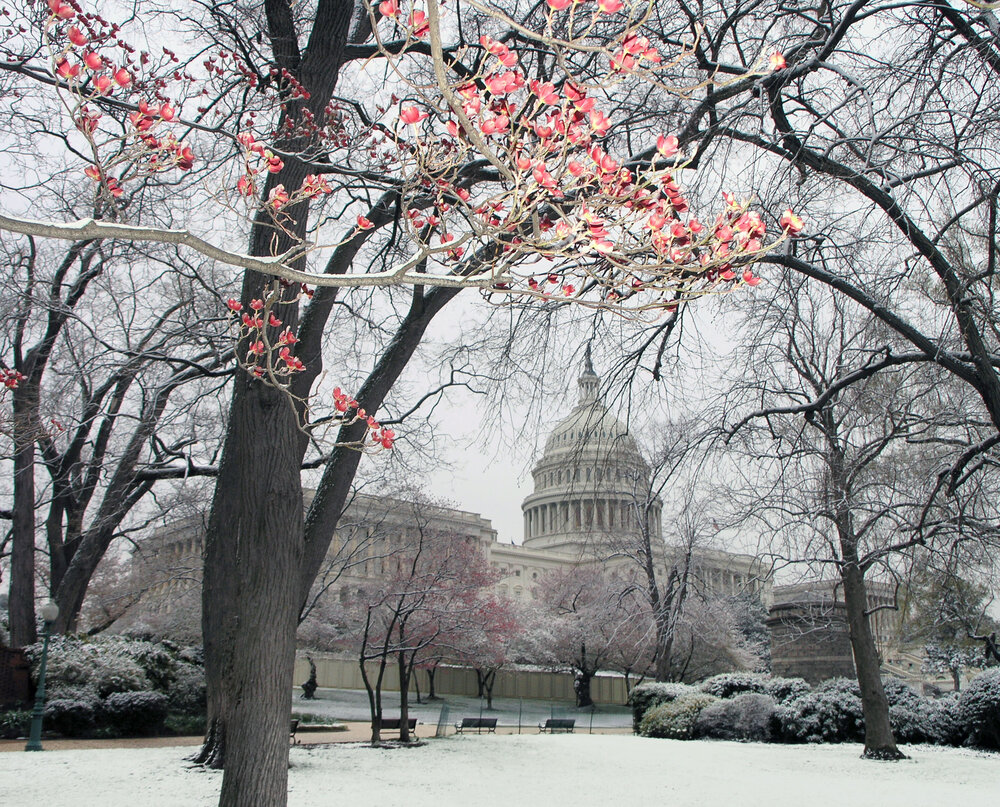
[841,561,903,759]
[9,382,39,647]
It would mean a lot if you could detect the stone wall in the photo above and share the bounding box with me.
[293,653,629,705]
[766,601,856,684]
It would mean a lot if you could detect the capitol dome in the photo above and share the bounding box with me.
[521,352,662,556]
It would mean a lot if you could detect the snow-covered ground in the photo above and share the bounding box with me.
[2,735,997,806]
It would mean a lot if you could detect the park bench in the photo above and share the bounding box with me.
[376,717,418,739]
[290,719,299,745]
[538,718,575,733]
[455,717,498,734]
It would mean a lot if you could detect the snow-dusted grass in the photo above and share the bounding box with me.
[2,735,997,806]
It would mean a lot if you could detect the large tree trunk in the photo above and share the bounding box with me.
[426,664,438,700]
[841,562,904,760]
[398,649,412,743]
[9,383,38,647]
[196,354,305,806]
[653,621,675,683]
[483,669,497,711]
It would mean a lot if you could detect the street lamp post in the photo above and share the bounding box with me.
[25,600,60,752]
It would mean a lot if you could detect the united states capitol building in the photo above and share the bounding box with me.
[134,357,770,640]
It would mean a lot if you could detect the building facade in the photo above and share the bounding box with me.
[129,359,769,641]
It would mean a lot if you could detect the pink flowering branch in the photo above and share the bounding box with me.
[0,0,807,446]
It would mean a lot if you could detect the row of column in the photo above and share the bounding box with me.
[705,568,752,597]
[524,499,662,538]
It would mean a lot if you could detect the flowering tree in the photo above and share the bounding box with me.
[344,506,498,743]
[0,1,805,804]
[529,565,640,707]
[449,592,521,710]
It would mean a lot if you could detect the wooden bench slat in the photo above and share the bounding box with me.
[374,717,418,739]
[454,717,498,734]
[538,718,576,733]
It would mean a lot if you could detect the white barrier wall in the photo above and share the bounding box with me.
[293,653,629,705]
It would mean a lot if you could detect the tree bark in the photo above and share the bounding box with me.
[9,382,38,647]
[840,562,904,760]
[483,669,496,711]
[426,664,438,700]
[195,4,358,800]
[398,648,411,743]
[197,363,305,805]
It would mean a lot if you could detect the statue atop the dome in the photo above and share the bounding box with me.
[578,343,599,404]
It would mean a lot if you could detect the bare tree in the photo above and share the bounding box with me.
[723,272,983,758]
[0,230,232,643]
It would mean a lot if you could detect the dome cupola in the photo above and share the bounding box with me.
[521,351,661,556]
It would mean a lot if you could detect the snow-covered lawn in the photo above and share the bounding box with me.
[2,735,996,806]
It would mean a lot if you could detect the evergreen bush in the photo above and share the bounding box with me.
[959,668,1000,750]
[764,677,811,704]
[166,662,207,712]
[43,696,99,737]
[881,678,922,709]
[639,692,718,739]
[163,711,207,736]
[628,682,697,732]
[22,635,205,738]
[0,708,31,739]
[694,693,778,742]
[699,672,770,699]
[103,691,169,736]
[775,685,864,743]
[89,652,151,698]
[927,692,966,746]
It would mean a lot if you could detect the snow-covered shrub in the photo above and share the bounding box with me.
[24,637,150,697]
[888,699,939,744]
[45,682,100,705]
[959,668,1000,750]
[628,682,697,732]
[927,692,966,746]
[699,672,769,699]
[881,678,922,709]
[694,693,778,742]
[166,662,206,712]
[107,637,177,690]
[640,692,718,739]
[815,677,861,698]
[103,691,169,736]
[89,652,151,698]
[775,684,864,743]
[764,677,811,704]
[43,696,99,736]
[23,635,204,736]
[0,708,31,739]
[26,636,94,689]
[874,678,939,744]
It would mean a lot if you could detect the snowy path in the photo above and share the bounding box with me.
[1,734,996,807]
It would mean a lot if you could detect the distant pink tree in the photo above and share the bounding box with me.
[345,504,498,743]
[529,566,643,707]
[450,594,522,710]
